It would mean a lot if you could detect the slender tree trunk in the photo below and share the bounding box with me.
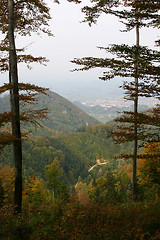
[8,0,22,213]
[132,3,140,200]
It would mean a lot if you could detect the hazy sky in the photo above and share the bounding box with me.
[1,0,159,101]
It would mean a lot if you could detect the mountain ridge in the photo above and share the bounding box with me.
[0,90,102,134]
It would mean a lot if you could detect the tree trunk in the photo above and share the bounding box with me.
[132,3,140,200]
[8,0,22,213]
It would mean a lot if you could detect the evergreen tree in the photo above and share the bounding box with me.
[71,0,160,199]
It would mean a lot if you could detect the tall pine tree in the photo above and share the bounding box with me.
[71,0,160,199]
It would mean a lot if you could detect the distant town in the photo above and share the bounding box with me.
[73,96,158,123]
[81,96,158,109]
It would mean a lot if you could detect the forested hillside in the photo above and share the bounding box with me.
[1,120,160,240]
[0,91,101,134]
[1,122,132,185]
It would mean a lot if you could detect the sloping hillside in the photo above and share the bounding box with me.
[1,122,132,185]
[36,91,101,133]
[0,90,101,134]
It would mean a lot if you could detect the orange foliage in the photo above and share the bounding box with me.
[74,181,90,205]
[0,165,15,205]
[138,142,160,189]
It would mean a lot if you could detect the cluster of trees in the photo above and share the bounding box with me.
[1,123,128,184]
[0,139,160,239]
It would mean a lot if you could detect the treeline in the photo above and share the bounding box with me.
[1,123,160,239]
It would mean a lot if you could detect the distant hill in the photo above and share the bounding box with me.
[0,90,101,134]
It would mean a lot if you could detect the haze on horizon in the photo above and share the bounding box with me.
[0,0,159,102]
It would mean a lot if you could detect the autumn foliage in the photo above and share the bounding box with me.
[0,153,160,239]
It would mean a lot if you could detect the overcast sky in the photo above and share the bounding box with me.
[1,0,159,101]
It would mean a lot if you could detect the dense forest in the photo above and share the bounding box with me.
[0,0,160,240]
